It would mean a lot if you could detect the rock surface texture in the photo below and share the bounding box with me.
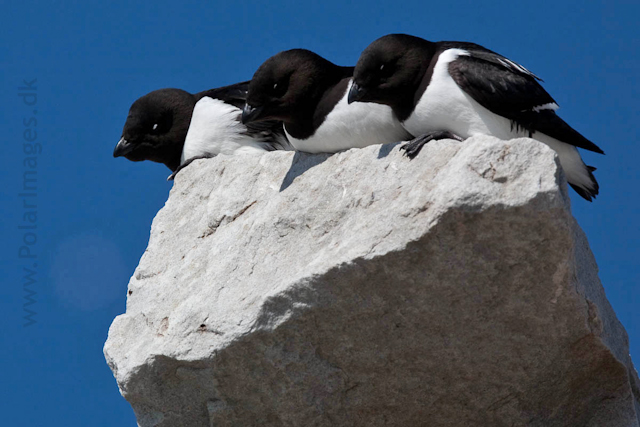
[105,135,640,427]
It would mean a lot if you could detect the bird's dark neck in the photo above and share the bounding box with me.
[394,41,438,123]
[194,81,250,110]
[155,143,184,172]
[285,66,353,140]
[164,155,182,172]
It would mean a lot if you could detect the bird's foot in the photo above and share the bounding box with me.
[400,131,463,159]
[167,155,215,181]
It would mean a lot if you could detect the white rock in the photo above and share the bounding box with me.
[105,135,640,427]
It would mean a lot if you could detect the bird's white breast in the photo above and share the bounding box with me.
[404,49,497,138]
[181,97,265,165]
[287,80,411,153]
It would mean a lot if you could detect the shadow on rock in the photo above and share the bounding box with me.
[280,151,333,192]
[377,141,401,159]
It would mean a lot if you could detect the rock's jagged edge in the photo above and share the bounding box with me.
[105,136,640,427]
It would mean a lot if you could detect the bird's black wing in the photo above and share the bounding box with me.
[440,42,544,80]
[447,50,555,122]
[196,81,250,110]
[242,119,293,151]
[447,47,603,154]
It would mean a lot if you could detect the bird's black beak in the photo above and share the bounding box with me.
[242,103,265,124]
[347,82,366,104]
[113,137,133,158]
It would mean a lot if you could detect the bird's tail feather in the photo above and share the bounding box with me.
[568,165,599,202]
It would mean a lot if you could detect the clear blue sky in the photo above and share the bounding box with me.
[1,1,638,425]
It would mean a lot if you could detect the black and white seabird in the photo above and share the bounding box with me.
[113,81,291,179]
[349,34,604,201]
[241,49,412,153]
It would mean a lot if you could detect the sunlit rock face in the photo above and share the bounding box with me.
[105,136,640,427]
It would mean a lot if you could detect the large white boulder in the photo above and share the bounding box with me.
[105,136,640,426]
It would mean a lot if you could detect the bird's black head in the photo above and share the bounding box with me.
[242,49,343,125]
[349,34,434,116]
[114,88,195,172]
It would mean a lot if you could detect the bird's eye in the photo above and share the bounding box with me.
[378,62,394,81]
[271,79,288,97]
[152,123,158,130]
